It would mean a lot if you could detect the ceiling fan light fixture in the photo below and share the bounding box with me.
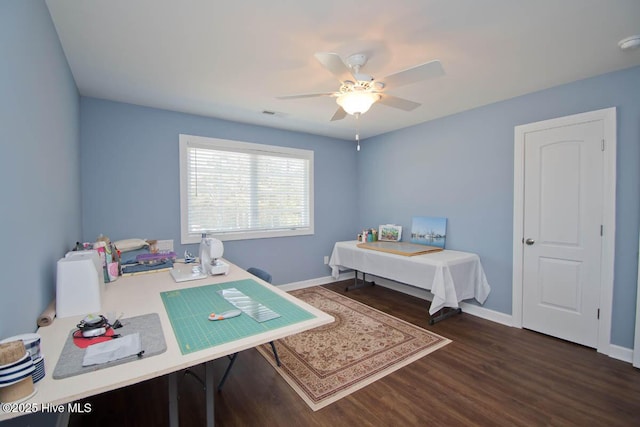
[336,91,380,115]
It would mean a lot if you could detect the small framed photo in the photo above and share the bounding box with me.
[379,224,402,242]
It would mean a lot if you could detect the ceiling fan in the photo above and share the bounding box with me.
[278,52,444,121]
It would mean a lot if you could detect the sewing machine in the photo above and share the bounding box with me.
[199,235,229,276]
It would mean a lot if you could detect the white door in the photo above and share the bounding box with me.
[521,120,604,348]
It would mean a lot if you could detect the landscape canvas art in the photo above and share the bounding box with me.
[410,216,447,248]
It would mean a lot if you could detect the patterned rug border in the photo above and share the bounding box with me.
[257,286,451,411]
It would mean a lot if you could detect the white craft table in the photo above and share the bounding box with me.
[0,260,333,426]
[329,241,491,321]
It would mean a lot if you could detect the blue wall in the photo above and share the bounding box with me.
[0,0,81,339]
[80,98,359,285]
[358,65,640,348]
[1,0,637,361]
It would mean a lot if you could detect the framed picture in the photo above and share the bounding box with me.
[410,216,447,248]
[379,224,402,242]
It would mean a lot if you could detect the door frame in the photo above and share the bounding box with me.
[512,107,616,355]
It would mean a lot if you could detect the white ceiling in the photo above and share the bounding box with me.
[45,0,640,141]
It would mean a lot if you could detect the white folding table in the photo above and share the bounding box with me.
[0,260,333,426]
[329,241,491,322]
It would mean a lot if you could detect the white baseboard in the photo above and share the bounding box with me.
[278,272,354,292]
[608,344,633,363]
[281,273,512,326]
[458,301,514,327]
[367,276,514,327]
[280,274,632,363]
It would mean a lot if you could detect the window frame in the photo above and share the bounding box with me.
[179,134,314,244]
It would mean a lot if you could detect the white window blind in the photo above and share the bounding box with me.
[179,134,314,243]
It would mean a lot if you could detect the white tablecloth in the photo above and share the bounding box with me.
[329,241,491,315]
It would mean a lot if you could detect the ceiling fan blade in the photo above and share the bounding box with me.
[381,60,444,89]
[378,94,421,111]
[277,92,335,100]
[314,52,355,83]
[330,107,347,121]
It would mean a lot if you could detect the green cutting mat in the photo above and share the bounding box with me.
[161,279,315,354]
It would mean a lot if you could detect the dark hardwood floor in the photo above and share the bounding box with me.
[69,281,640,426]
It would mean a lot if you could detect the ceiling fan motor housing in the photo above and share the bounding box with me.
[339,80,373,94]
[346,53,367,69]
[346,53,373,81]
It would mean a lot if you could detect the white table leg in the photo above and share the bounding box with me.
[168,371,179,427]
[205,360,215,427]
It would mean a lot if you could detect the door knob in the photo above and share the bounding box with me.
[525,238,535,245]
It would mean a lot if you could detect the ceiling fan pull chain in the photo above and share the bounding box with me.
[355,113,361,151]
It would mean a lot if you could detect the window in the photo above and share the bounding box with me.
[179,134,314,243]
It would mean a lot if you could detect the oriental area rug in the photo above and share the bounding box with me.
[256,286,451,411]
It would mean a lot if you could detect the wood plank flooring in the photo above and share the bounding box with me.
[69,281,640,426]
